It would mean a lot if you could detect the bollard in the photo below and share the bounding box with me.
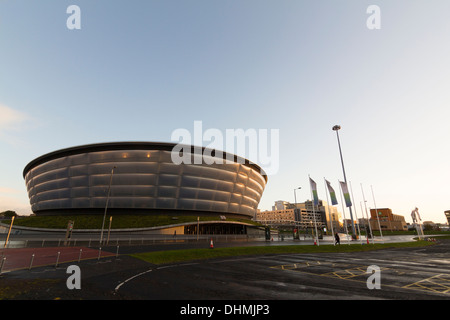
[55,252,60,268]
[98,247,102,260]
[88,239,91,247]
[42,239,45,247]
[116,245,119,258]
[29,254,35,270]
[78,249,82,263]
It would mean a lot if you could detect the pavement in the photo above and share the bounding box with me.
[0,246,116,273]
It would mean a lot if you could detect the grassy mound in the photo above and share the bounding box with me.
[8,214,257,229]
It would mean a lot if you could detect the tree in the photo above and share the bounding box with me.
[0,210,18,218]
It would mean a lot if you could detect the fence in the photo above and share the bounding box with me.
[1,233,266,249]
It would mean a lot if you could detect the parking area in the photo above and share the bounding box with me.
[269,253,450,297]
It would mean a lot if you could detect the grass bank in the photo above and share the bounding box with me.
[8,214,258,229]
[131,240,435,265]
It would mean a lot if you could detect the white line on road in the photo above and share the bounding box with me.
[114,262,200,293]
[157,262,199,269]
[114,269,153,292]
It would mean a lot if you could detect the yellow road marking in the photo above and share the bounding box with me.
[271,260,450,295]
[403,274,450,294]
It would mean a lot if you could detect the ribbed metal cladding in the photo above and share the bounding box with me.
[23,142,267,218]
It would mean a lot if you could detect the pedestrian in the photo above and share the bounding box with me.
[334,232,340,245]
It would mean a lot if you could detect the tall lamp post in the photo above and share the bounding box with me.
[332,125,357,239]
[293,187,301,204]
[100,166,116,245]
[293,187,301,229]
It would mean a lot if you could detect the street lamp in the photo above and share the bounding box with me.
[332,125,357,239]
[100,166,116,245]
[293,187,301,204]
[293,187,301,233]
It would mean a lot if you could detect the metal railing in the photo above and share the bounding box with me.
[1,233,267,249]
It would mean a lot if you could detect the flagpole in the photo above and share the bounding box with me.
[371,185,384,243]
[360,184,374,244]
[324,178,335,245]
[360,201,370,244]
[309,175,319,246]
[338,180,350,244]
[349,181,362,245]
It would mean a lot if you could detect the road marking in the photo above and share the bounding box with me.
[428,259,450,264]
[114,269,153,292]
[403,274,450,294]
[323,266,390,280]
[114,262,199,293]
[272,259,450,296]
[323,267,368,280]
[157,262,199,269]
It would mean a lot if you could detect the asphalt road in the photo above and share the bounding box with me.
[110,240,450,300]
[2,238,450,304]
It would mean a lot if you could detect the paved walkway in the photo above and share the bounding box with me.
[0,246,115,273]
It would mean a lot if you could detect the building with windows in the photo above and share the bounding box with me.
[256,200,342,233]
[257,207,297,226]
[23,142,267,222]
[369,208,407,231]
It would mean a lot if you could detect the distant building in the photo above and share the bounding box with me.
[301,200,341,233]
[421,221,450,231]
[257,208,296,226]
[256,200,342,233]
[272,200,292,211]
[369,208,407,231]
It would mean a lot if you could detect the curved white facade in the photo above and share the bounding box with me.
[23,142,267,218]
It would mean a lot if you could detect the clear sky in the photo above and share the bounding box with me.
[1,0,450,224]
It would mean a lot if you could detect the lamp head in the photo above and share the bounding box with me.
[332,125,341,131]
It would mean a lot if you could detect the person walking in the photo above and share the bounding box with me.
[334,232,340,245]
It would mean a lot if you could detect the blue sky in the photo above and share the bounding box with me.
[1,1,450,223]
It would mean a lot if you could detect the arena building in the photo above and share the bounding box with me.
[23,142,267,223]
